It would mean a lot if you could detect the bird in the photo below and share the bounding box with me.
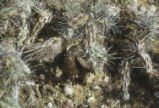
[23,37,66,62]
[60,45,91,82]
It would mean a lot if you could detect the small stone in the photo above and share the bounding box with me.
[47,102,53,108]
[94,86,101,90]
[64,84,74,96]
[65,99,74,108]
[87,96,96,105]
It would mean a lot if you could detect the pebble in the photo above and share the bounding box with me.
[66,99,74,107]
[64,84,74,96]
[47,102,53,108]
[94,86,101,90]
[87,96,96,105]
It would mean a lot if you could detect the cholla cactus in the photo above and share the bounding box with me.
[135,16,159,41]
[136,40,153,74]
[85,41,112,72]
[84,20,107,72]
[120,59,130,101]
[0,42,31,107]
[94,6,120,35]
[124,37,156,77]
[16,0,33,46]
[30,9,53,43]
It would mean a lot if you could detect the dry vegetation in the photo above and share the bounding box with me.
[0,0,159,108]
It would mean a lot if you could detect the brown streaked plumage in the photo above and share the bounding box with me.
[23,37,66,62]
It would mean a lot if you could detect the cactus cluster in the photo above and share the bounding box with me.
[0,0,159,107]
[0,41,33,107]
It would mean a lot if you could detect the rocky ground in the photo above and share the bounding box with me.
[0,0,159,108]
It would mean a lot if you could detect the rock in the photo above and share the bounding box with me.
[47,102,53,108]
[64,84,74,96]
